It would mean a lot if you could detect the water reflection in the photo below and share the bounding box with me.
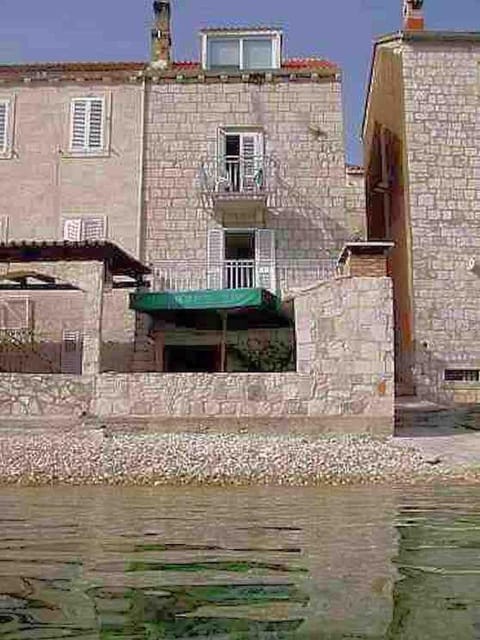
[0,484,479,638]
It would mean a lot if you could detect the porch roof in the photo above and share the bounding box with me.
[130,287,279,314]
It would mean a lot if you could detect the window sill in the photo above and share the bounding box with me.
[61,149,111,159]
[443,382,480,389]
[0,151,14,160]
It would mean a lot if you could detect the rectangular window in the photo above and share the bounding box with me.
[0,298,32,330]
[61,330,83,374]
[63,217,107,242]
[444,369,480,382]
[0,101,8,153]
[203,32,281,71]
[218,129,265,193]
[70,98,105,152]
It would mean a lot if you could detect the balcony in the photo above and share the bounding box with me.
[199,155,277,216]
[152,259,337,294]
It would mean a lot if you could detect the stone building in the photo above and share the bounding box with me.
[364,0,480,404]
[0,2,395,430]
[0,62,145,372]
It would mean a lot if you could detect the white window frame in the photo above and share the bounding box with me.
[62,216,108,242]
[67,94,111,157]
[201,30,282,71]
[0,96,15,160]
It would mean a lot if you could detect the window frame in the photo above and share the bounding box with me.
[0,96,15,160]
[62,216,108,242]
[201,30,282,71]
[67,94,111,157]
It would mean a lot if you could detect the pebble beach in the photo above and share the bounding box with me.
[0,431,457,486]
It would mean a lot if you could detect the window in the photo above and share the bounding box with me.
[63,217,107,242]
[218,129,264,192]
[0,98,14,158]
[0,101,8,154]
[207,227,276,291]
[0,298,32,330]
[70,98,105,153]
[444,369,480,382]
[202,31,281,71]
[61,330,83,374]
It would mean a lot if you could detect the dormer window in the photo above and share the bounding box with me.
[201,30,282,71]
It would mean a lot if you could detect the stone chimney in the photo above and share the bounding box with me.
[151,1,172,69]
[403,0,425,31]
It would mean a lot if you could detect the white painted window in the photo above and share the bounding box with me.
[0,216,8,243]
[70,97,105,152]
[202,31,282,71]
[0,298,33,330]
[0,97,14,158]
[217,129,265,192]
[207,227,276,292]
[61,330,83,374]
[0,101,8,154]
[63,217,107,242]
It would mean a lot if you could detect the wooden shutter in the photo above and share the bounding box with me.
[0,101,7,153]
[63,218,82,242]
[0,216,8,243]
[61,330,82,374]
[83,217,106,241]
[71,98,104,151]
[207,228,225,289]
[71,99,88,150]
[241,132,263,190]
[255,229,276,292]
[88,99,104,149]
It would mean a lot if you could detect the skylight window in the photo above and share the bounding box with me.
[201,30,282,71]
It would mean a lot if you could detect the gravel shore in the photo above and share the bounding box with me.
[0,431,453,486]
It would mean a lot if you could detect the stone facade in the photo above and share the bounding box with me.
[0,68,145,371]
[364,31,480,404]
[144,76,359,290]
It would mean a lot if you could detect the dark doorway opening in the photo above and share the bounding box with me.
[164,345,219,373]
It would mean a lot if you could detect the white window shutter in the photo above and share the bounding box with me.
[88,99,104,149]
[63,219,82,242]
[71,99,88,150]
[241,132,264,190]
[83,217,106,241]
[0,102,7,153]
[255,229,276,292]
[207,228,225,289]
[0,216,8,243]
[61,330,83,374]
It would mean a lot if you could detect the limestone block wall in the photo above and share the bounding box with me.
[144,78,352,287]
[295,276,394,418]
[402,41,480,402]
[0,374,93,417]
[345,167,367,239]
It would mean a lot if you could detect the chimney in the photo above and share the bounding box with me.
[151,1,171,69]
[403,0,425,31]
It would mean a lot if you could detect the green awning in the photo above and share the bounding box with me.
[130,288,279,314]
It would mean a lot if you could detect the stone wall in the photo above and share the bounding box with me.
[401,41,480,402]
[0,374,93,417]
[144,78,356,288]
[295,276,394,418]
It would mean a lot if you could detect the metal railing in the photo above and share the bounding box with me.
[224,260,255,289]
[151,259,337,293]
[199,155,278,196]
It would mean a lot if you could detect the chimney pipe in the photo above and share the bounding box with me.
[403,0,425,31]
[151,1,171,69]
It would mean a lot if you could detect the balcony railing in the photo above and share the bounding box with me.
[152,259,337,293]
[199,155,278,199]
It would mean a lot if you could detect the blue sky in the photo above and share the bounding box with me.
[0,1,476,163]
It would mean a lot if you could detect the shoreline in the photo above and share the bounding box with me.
[1,430,476,488]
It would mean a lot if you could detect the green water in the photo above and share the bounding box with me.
[1,484,480,638]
